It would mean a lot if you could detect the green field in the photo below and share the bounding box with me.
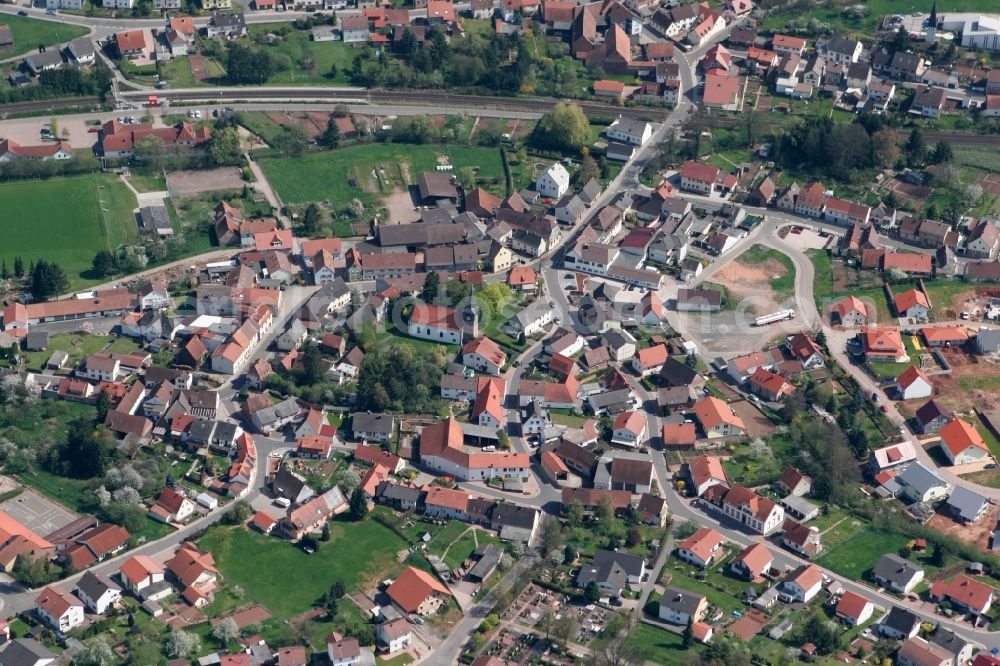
[816,527,911,580]
[199,520,409,619]
[623,623,698,665]
[249,23,356,86]
[0,174,137,287]
[260,143,505,205]
[0,14,88,59]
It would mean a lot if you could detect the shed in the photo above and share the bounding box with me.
[196,493,218,510]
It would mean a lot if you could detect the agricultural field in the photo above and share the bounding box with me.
[0,14,87,60]
[260,143,505,205]
[0,174,137,287]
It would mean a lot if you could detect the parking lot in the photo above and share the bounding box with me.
[0,486,79,538]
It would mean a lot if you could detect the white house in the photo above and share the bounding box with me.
[896,366,933,401]
[778,564,823,604]
[408,304,463,345]
[462,336,507,376]
[605,116,653,146]
[835,591,874,627]
[35,586,85,633]
[375,618,412,655]
[939,419,990,466]
[118,555,166,597]
[536,163,570,199]
[75,571,122,616]
[675,527,725,568]
[610,411,647,448]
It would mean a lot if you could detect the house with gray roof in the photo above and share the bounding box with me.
[658,586,707,626]
[0,639,57,666]
[929,627,974,664]
[351,412,396,443]
[897,462,951,504]
[576,548,646,597]
[503,299,553,337]
[75,570,122,615]
[871,553,924,594]
[977,328,1000,355]
[945,485,989,524]
[467,544,503,582]
[587,388,638,416]
[250,397,301,434]
[271,468,314,505]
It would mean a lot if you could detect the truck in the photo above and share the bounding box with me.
[754,309,795,326]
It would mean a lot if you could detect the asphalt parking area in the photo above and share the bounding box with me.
[0,488,79,538]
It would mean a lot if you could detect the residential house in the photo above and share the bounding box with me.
[280,487,347,541]
[658,587,708,625]
[675,527,725,568]
[871,554,924,594]
[576,548,647,597]
[148,487,195,523]
[915,399,951,434]
[75,571,122,615]
[929,575,993,617]
[684,455,728,496]
[34,586,84,633]
[118,555,166,597]
[896,366,933,401]
[835,591,874,626]
[897,637,953,666]
[939,419,990,466]
[462,336,507,376]
[536,163,570,199]
[897,462,951,503]
[880,606,921,640]
[730,543,773,580]
[946,485,989,524]
[386,566,453,616]
[692,396,745,438]
[778,564,823,604]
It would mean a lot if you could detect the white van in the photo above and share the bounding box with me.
[273,497,291,508]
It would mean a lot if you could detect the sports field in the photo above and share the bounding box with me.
[260,143,505,205]
[0,14,88,59]
[0,174,137,286]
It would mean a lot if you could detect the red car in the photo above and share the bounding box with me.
[88,127,101,133]
[790,226,803,234]
[880,404,889,413]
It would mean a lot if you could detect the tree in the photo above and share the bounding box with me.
[91,250,117,278]
[578,154,599,184]
[584,580,601,603]
[208,126,243,165]
[64,419,111,478]
[682,619,693,648]
[870,127,900,167]
[905,128,926,166]
[595,494,615,528]
[301,342,324,385]
[319,117,342,148]
[497,428,511,450]
[422,270,441,302]
[456,165,477,193]
[533,102,590,152]
[332,580,346,599]
[13,257,23,278]
[564,543,576,565]
[675,519,700,539]
[227,45,275,84]
[349,487,368,520]
[930,140,953,164]
[12,554,54,587]
[932,541,953,567]
[95,389,112,423]
[166,629,200,659]
[133,135,165,170]
[73,636,116,666]
[222,499,253,524]
[301,202,324,235]
[626,527,642,547]
[30,259,69,300]
[1,260,8,280]
[213,617,240,645]
[552,612,577,648]
[539,518,562,556]
[321,523,331,541]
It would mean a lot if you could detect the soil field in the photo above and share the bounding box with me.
[728,400,777,439]
[927,504,996,553]
[928,348,1000,412]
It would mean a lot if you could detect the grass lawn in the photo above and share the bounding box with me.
[198,520,409,619]
[869,333,921,379]
[0,14,87,60]
[736,244,796,299]
[260,144,505,205]
[816,527,910,580]
[424,520,468,558]
[661,565,744,615]
[623,623,697,665]
[0,174,137,288]
[550,408,590,428]
[126,172,167,193]
[377,654,415,666]
[249,24,356,86]
[21,331,111,372]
